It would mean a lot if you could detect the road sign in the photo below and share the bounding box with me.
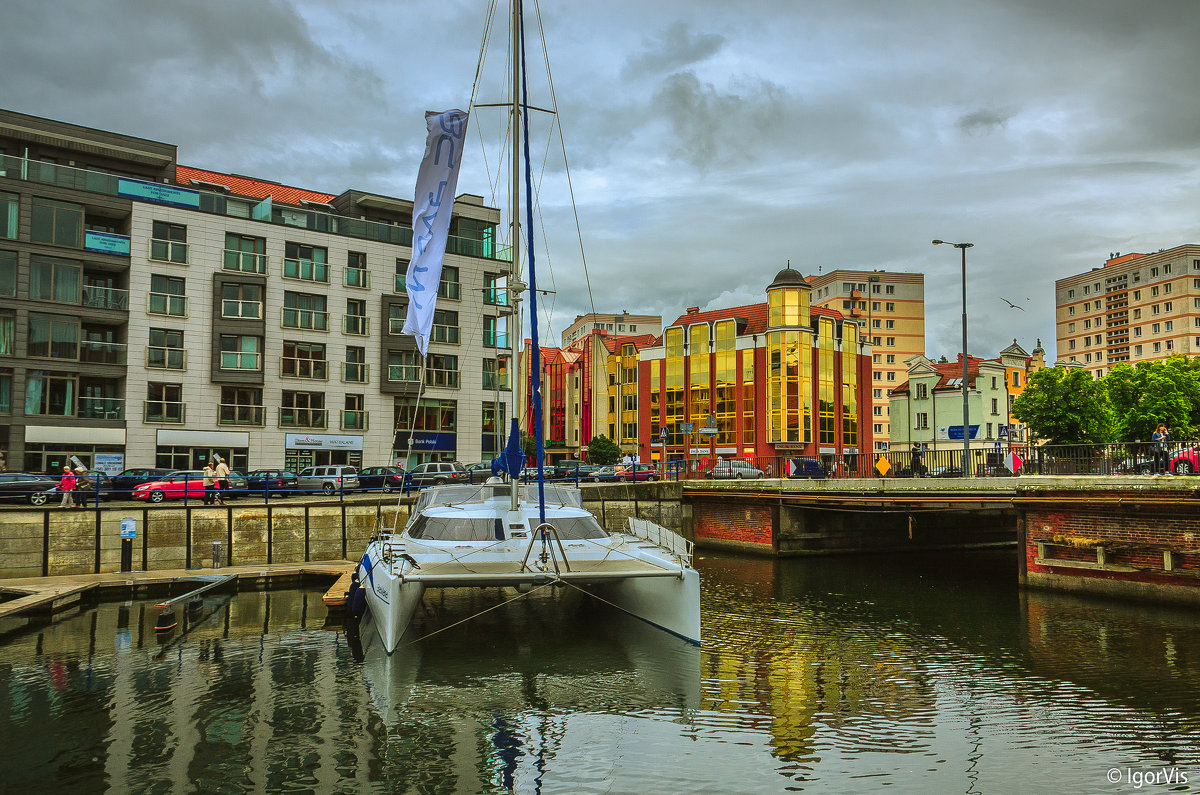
[659,426,668,440]
[875,456,891,477]
[680,423,693,433]
[1005,451,1023,473]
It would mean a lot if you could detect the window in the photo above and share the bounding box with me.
[1084,319,1091,329]
[388,351,420,382]
[1153,323,1161,333]
[221,282,263,319]
[1134,308,1141,319]
[27,313,78,359]
[344,298,369,335]
[1151,268,1159,277]
[1069,340,1076,349]
[872,354,881,363]
[1152,286,1160,297]
[484,315,508,348]
[1135,327,1142,337]
[29,256,81,303]
[430,309,460,344]
[0,310,13,356]
[145,383,184,423]
[149,275,187,316]
[150,221,188,263]
[219,334,261,370]
[24,371,75,416]
[1165,302,1173,312]
[1069,307,1075,316]
[280,390,326,428]
[991,397,999,414]
[886,302,895,312]
[219,386,264,426]
[872,301,880,311]
[282,292,328,330]
[395,259,408,292]
[1068,289,1075,298]
[916,412,929,430]
[1135,344,1143,355]
[223,232,267,273]
[342,394,367,430]
[343,251,370,289]
[886,320,894,329]
[1166,340,1174,351]
[873,423,883,434]
[886,371,895,381]
[343,345,368,383]
[147,328,185,369]
[0,192,16,239]
[482,401,507,454]
[483,356,510,391]
[1068,323,1075,332]
[1012,371,1021,387]
[1134,290,1141,300]
[484,273,509,306]
[1153,305,1160,315]
[916,383,928,400]
[1166,263,1173,274]
[873,388,882,399]
[1165,283,1172,294]
[873,336,881,345]
[886,285,894,294]
[281,341,327,379]
[0,368,10,414]
[986,422,993,439]
[31,198,83,247]
[886,337,895,346]
[873,372,881,381]
[426,353,459,388]
[438,265,460,300]
[283,242,329,282]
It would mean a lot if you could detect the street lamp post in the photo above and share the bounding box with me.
[933,239,973,476]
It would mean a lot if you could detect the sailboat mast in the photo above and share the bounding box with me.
[510,0,523,512]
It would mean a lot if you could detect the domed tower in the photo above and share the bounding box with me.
[766,264,812,329]
[764,264,816,446]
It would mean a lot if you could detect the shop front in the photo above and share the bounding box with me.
[392,430,457,469]
[24,425,126,475]
[155,429,250,472]
[284,433,363,472]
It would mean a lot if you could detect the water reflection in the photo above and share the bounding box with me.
[1,551,1200,791]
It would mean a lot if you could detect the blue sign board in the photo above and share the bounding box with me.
[120,518,136,540]
[117,177,201,209]
[394,431,456,451]
[84,230,131,256]
[946,424,981,440]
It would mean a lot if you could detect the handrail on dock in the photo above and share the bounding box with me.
[153,573,238,610]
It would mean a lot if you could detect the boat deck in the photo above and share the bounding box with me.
[395,555,684,583]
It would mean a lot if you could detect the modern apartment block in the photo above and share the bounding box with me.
[1055,245,1200,378]
[560,312,661,348]
[0,108,512,474]
[808,269,925,451]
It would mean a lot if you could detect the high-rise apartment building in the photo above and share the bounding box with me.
[1055,245,1200,378]
[809,269,925,451]
[0,108,512,473]
[561,312,661,348]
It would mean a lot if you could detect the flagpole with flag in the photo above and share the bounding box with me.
[403,109,470,355]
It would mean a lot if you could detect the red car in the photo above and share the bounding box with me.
[132,469,246,502]
[1169,447,1200,475]
[614,463,660,482]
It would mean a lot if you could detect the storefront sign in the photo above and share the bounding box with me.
[285,433,363,450]
[117,177,201,208]
[394,431,456,451]
[94,453,124,476]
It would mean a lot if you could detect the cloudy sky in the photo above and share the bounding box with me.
[5,0,1200,360]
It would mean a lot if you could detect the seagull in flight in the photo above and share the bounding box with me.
[999,297,1026,311]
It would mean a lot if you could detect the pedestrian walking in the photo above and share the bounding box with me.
[202,460,217,505]
[1152,423,1172,474]
[58,465,76,508]
[213,456,231,505]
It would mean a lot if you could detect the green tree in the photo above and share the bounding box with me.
[520,434,536,458]
[1106,358,1200,441]
[586,434,621,465]
[1012,367,1112,444]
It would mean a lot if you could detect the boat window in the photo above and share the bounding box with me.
[540,516,608,540]
[408,515,499,541]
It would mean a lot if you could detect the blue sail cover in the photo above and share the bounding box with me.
[491,418,525,478]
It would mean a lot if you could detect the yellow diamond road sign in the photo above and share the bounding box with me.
[875,456,891,477]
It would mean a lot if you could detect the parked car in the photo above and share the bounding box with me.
[406,461,468,488]
[246,469,299,495]
[296,465,360,495]
[132,470,249,503]
[587,465,618,482]
[111,467,175,497]
[0,472,62,505]
[929,465,964,478]
[552,461,594,480]
[1170,447,1200,475]
[786,458,828,479]
[1114,455,1154,475]
[69,470,117,502]
[614,463,661,482]
[709,460,765,480]
[358,466,406,491]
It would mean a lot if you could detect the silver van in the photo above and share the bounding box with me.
[297,465,360,495]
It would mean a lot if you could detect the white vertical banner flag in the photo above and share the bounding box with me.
[404,109,470,356]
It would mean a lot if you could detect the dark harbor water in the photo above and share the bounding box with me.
[3,550,1200,793]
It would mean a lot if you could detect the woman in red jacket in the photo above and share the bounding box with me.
[58,465,76,509]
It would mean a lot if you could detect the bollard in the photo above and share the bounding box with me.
[212,540,222,569]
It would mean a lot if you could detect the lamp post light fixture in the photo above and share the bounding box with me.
[932,239,974,476]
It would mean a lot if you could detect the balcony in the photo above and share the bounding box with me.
[282,258,329,283]
[144,400,186,423]
[223,249,268,274]
[78,340,127,366]
[280,356,328,380]
[221,299,263,320]
[148,292,188,317]
[343,315,370,336]
[426,368,460,389]
[279,407,327,429]
[484,331,510,349]
[341,410,368,431]
[281,307,328,331]
[149,238,188,264]
[81,285,129,311]
[388,317,405,335]
[484,288,510,307]
[344,268,370,289]
[387,365,420,383]
[438,281,461,300]
[220,351,261,371]
[218,404,265,426]
[342,362,369,383]
[77,397,124,420]
[482,373,511,391]
[430,325,460,345]
[146,346,186,370]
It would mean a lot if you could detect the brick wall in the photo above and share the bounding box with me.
[693,500,774,550]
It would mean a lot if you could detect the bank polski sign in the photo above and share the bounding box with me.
[284,433,363,450]
[937,425,980,440]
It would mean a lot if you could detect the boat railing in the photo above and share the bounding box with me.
[626,518,693,566]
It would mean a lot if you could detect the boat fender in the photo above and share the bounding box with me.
[347,572,367,619]
[155,610,177,632]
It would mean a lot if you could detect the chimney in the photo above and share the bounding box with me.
[686,306,700,315]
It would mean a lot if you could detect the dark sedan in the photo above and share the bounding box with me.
[246,469,299,496]
[111,467,175,497]
[357,466,406,492]
[0,472,62,505]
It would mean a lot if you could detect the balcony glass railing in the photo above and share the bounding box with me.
[484,331,510,348]
[218,404,264,426]
[387,365,420,382]
[222,299,263,320]
[281,308,328,331]
[282,258,329,283]
[426,368,460,389]
[0,154,512,261]
[148,292,188,317]
[484,288,510,307]
[430,325,460,344]
[223,249,268,274]
[144,400,185,423]
[344,268,370,289]
[279,407,327,428]
[77,397,124,420]
[341,410,368,431]
[149,238,188,264]
[482,373,511,391]
[343,315,369,336]
[78,340,127,365]
[437,281,461,300]
[220,351,261,370]
[388,318,404,335]
[81,285,129,311]
[146,346,186,369]
[280,357,328,380]
[343,362,369,383]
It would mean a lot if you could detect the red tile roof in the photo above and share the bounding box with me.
[891,354,996,395]
[175,165,336,206]
[600,333,659,354]
[665,301,845,334]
